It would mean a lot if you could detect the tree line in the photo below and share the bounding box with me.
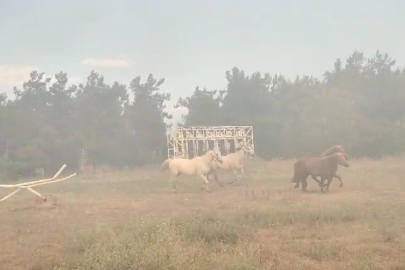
[1,50,405,179]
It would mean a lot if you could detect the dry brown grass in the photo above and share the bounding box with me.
[1,157,405,269]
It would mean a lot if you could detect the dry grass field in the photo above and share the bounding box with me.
[1,157,405,270]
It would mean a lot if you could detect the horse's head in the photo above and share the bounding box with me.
[333,152,350,167]
[324,145,349,160]
[243,147,255,157]
[237,144,254,158]
[210,149,223,164]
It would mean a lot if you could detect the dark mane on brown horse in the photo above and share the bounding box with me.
[291,152,350,193]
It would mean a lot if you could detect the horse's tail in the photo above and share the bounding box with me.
[291,161,300,183]
[160,159,172,171]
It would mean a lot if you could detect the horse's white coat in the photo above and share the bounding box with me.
[160,149,222,193]
[208,144,253,186]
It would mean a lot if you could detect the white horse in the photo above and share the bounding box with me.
[207,144,254,187]
[160,149,223,193]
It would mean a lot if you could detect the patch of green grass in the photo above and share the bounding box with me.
[290,239,348,261]
[173,211,241,245]
[234,203,361,229]
[55,213,268,270]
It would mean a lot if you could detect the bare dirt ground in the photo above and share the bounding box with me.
[1,157,405,270]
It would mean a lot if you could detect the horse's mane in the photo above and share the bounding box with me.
[323,145,345,157]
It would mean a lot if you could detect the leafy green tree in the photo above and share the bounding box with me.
[8,71,52,174]
[0,93,7,147]
[323,51,405,157]
[74,70,129,167]
[219,67,274,157]
[125,74,171,165]
[175,87,221,126]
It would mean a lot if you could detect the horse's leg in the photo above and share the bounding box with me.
[320,177,326,193]
[213,172,224,187]
[334,174,343,187]
[325,177,334,192]
[301,176,308,192]
[294,179,300,188]
[231,168,247,186]
[311,176,322,186]
[239,167,249,187]
[199,174,211,193]
[208,170,223,187]
[227,169,239,184]
[171,175,178,193]
[297,172,309,191]
[232,169,239,182]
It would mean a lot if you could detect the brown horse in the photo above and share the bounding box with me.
[321,145,349,187]
[291,152,350,192]
[294,145,349,189]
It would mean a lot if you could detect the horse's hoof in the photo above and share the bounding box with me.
[339,184,343,188]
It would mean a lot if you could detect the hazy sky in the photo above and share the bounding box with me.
[1,0,404,120]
